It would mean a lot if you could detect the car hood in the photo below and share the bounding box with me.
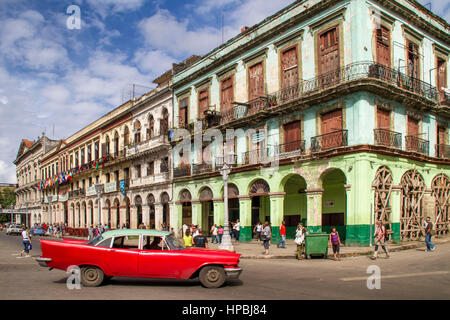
[183,247,240,256]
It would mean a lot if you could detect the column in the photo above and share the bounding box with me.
[213,200,224,226]
[191,201,201,227]
[306,189,323,233]
[269,193,285,244]
[390,185,402,242]
[142,204,150,228]
[173,203,183,237]
[239,196,252,242]
[154,203,163,230]
[130,206,137,229]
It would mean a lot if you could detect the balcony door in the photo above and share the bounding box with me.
[376,26,391,67]
[407,117,419,152]
[179,98,188,128]
[437,57,447,103]
[376,108,391,146]
[407,40,420,79]
[437,126,446,157]
[220,76,234,120]
[318,26,340,88]
[283,121,301,152]
[248,62,264,101]
[198,88,209,120]
[281,46,299,90]
[321,108,343,150]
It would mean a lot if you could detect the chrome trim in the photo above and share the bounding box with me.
[224,267,242,279]
[36,257,52,268]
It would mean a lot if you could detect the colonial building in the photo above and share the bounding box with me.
[171,0,450,245]
[13,134,60,225]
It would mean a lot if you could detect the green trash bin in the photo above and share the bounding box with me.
[305,232,329,259]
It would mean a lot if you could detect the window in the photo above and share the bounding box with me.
[95,142,99,159]
[407,40,419,78]
[437,57,447,102]
[112,236,140,249]
[283,120,302,152]
[179,98,188,128]
[281,46,299,89]
[136,165,141,178]
[318,26,340,76]
[147,116,154,139]
[89,177,92,187]
[124,126,130,146]
[160,157,169,173]
[96,175,99,184]
[81,148,85,165]
[96,238,112,248]
[375,26,391,67]
[221,76,234,112]
[75,151,79,167]
[70,155,73,169]
[142,236,166,251]
[320,108,343,149]
[198,88,209,120]
[106,173,110,183]
[248,62,264,100]
[147,161,154,176]
[377,107,390,129]
[134,121,141,144]
[87,145,92,162]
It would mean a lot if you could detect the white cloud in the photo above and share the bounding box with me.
[133,49,175,75]
[85,0,145,18]
[416,0,450,22]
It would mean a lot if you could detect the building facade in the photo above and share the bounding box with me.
[170,0,450,245]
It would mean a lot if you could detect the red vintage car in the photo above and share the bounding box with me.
[36,229,242,288]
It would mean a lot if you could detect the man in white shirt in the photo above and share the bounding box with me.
[234,219,240,242]
[21,227,32,257]
[210,224,218,244]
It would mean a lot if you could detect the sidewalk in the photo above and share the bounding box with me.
[49,233,450,260]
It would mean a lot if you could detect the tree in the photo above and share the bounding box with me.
[0,188,15,223]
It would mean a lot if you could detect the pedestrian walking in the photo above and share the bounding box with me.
[210,224,218,244]
[218,225,224,243]
[88,225,94,241]
[261,221,271,255]
[277,220,287,248]
[193,230,209,248]
[424,217,436,252]
[329,227,342,261]
[193,226,200,238]
[183,229,194,247]
[254,221,262,241]
[21,227,32,257]
[370,220,390,260]
[294,223,305,259]
[234,219,240,242]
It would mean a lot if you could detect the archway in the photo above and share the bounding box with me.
[179,189,192,227]
[225,183,240,227]
[249,179,270,230]
[161,192,170,227]
[400,170,425,240]
[135,195,143,227]
[431,174,449,236]
[282,174,307,239]
[124,197,131,228]
[199,187,214,235]
[147,194,156,229]
[373,166,393,239]
[320,169,347,241]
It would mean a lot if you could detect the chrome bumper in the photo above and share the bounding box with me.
[225,267,242,279]
[36,257,52,268]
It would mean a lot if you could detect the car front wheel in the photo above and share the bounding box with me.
[80,266,104,287]
[199,266,226,288]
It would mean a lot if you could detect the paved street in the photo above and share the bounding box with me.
[0,231,449,300]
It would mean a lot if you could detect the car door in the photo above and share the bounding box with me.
[106,235,140,276]
[138,236,181,278]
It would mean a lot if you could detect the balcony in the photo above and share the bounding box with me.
[311,130,348,153]
[374,129,402,149]
[173,165,191,178]
[272,140,306,160]
[241,149,269,165]
[68,189,85,198]
[126,135,169,157]
[435,144,450,159]
[215,154,237,168]
[192,163,213,175]
[405,136,429,155]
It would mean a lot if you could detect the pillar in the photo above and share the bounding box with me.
[269,193,285,244]
[191,201,201,228]
[173,203,182,237]
[213,200,224,226]
[306,189,323,233]
[239,196,252,242]
[155,203,163,230]
[390,185,401,242]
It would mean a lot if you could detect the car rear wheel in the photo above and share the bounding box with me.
[80,266,104,287]
[199,266,226,288]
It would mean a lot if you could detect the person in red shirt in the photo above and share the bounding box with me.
[277,220,287,248]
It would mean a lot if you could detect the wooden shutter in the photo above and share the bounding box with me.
[437,58,447,102]
[376,26,391,67]
[221,76,234,112]
[179,98,188,128]
[377,108,390,129]
[318,26,340,76]
[248,62,264,100]
[321,109,342,150]
[198,88,209,119]
[407,117,418,136]
[407,41,419,78]
[438,126,446,145]
[283,121,301,152]
[281,47,299,89]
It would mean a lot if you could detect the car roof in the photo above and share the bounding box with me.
[101,229,172,238]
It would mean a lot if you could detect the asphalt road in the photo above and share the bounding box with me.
[0,231,449,300]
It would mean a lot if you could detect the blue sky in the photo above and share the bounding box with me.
[0,0,448,183]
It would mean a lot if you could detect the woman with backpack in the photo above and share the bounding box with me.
[329,227,342,261]
[261,221,271,255]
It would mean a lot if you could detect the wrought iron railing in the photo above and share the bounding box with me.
[435,144,450,158]
[374,129,402,149]
[215,154,237,167]
[173,165,191,178]
[405,136,429,155]
[241,149,269,165]
[192,163,213,175]
[311,130,348,152]
[271,140,305,159]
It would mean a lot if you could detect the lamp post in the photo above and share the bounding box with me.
[10,204,14,224]
[47,195,53,225]
[95,184,104,227]
[219,163,234,251]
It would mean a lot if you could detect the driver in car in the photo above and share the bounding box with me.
[143,237,163,250]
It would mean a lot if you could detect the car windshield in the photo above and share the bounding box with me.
[87,235,104,246]
[165,235,185,250]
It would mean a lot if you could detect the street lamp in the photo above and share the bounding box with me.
[95,184,104,227]
[219,162,234,251]
[10,204,14,224]
[47,195,53,225]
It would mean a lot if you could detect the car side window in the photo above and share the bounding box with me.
[142,236,166,251]
[97,238,112,248]
[112,236,140,249]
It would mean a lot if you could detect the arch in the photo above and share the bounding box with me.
[160,192,170,204]
[134,195,143,206]
[179,189,192,202]
[221,183,240,199]
[160,108,169,135]
[319,168,347,186]
[249,179,270,196]
[147,193,155,205]
[373,166,394,236]
[400,170,426,240]
[199,186,214,201]
[431,174,449,236]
